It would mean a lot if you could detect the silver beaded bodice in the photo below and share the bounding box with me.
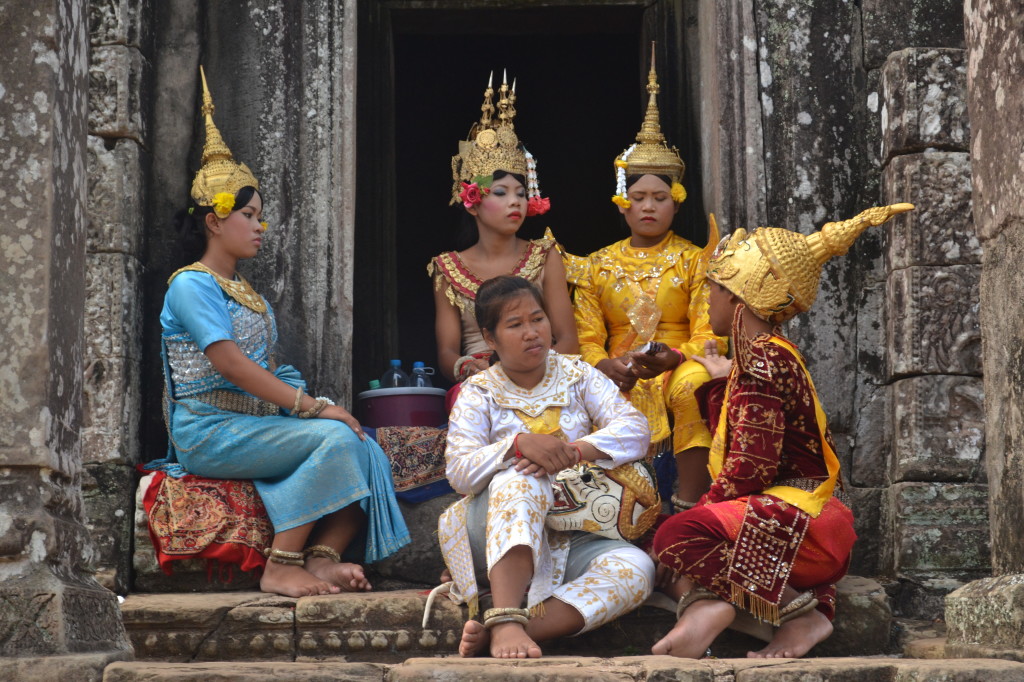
[164,299,277,397]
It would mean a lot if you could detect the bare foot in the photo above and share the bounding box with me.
[652,599,736,658]
[459,619,490,657]
[260,561,339,597]
[747,608,833,658]
[490,622,542,659]
[306,556,372,591]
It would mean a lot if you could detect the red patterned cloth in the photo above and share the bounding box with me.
[142,469,272,575]
[374,425,449,492]
[653,335,856,623]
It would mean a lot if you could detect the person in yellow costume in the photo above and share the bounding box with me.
[567,48,726,511]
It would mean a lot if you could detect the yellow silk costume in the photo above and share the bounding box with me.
[568,231,725,452]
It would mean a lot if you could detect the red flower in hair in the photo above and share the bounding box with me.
[527,196,551,216]
[459,182,487,209]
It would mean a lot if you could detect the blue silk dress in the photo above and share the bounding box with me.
[149,268,410,563]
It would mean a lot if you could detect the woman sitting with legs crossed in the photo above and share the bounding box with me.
[438,275,654,658]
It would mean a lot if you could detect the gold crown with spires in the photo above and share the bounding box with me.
[612,43,686,208]
[190,66,260,213]
[707,203,916,323]
[450,71,529,203]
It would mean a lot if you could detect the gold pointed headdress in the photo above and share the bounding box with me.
[451,72,549,215]
[613,44,687,208]
[707,204,915,323]
[190,67,260,215]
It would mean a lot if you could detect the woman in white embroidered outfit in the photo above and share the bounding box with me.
[428,73,577,403]
[438,275,654,658]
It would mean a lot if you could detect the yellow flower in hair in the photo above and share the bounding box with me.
[611,195,632,209]
[614,159,628,169]
[212,192,236,218]
[260,221,268,232]
[671,182,687,204]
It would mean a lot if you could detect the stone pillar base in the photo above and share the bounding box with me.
[3,652,133,682]
[946,575,1024,661]
[0,575,131,658]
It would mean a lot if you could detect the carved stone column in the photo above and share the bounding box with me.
[0,0,132,677]
[946,0,1024,660]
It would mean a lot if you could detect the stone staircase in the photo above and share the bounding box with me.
[93,575,1024,681]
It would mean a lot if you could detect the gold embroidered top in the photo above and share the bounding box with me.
[568,231,724,442]
[427,231,555,355]
[168,262,267,313]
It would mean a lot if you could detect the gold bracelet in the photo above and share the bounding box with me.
[482,607,530,621]
[297,397,329,419]
[305,544,341,562]
[292,387,304,415]
[264,548,305,566]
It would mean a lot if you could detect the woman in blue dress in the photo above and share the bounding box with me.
[153,69,409,597]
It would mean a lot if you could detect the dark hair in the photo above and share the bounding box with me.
[625,173,673,190]
[475,275,546,335]
[455,169,528,250]
[172,186,260,263]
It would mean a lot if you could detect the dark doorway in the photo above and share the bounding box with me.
[355,2,701,398]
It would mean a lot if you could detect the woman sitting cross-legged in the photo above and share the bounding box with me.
[650,204,913,658]
[437,275,655,659]
[148,69,410,598]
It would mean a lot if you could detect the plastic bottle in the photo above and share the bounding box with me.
[380,359,409,388]
[410,361,435,387]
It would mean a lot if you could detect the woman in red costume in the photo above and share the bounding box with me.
[651,204,914,659]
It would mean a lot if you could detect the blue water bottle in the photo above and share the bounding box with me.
[410,361,435,387]
[380,359,409,388]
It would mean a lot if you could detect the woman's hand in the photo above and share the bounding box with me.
[512,433,577,476]
[319,404,366,440]
[596,357,637,392]
[691,339,732,380]
[628,345,680,379]
[650,548,679,590]
[463,356,490,378]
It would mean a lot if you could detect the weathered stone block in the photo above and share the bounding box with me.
[82,461,135,593]
[86,135,144,256]
[89,0,152,52]
[122,592,281,662]
[848,487,884,577]
[104,661,387,681]
[88,44,150,142]
[891,376,985,483]
[890,482,990,576]
[295,590,464,663]
[887,265,981,377]
[862,0,965,69]
[894,575,970,621]
[85,252,143,360]
[372,493,457,586]
[881,48,969,160]
[884,152,978,269]
[83,355,141,466]
[947,574,1024,661]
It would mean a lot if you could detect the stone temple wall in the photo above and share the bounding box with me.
[714,0,981,619]
[74,0,988,615]
[83,0,153,595]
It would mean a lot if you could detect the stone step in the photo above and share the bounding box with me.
[121,576,890,663]
[100,656,1024,681]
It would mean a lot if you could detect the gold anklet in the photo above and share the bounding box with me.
[265,548,305,566]
[305,544,341,562]
[484,613,530,628]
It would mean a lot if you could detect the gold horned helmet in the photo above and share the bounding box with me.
[708,204,915,324]
[190,66,260,217]
[450,71,549,216]
[612,43,687,209]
